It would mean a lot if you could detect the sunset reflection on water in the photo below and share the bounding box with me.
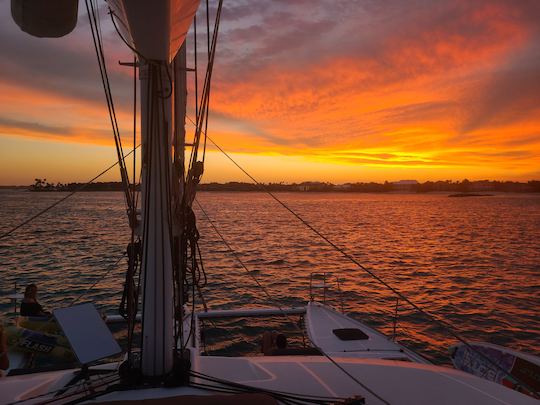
[0,190,538,363]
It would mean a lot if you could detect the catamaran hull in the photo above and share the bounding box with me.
[1,346,537,404]
[450,341,540,398]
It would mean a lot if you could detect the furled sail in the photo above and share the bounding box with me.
[107,0,201,62]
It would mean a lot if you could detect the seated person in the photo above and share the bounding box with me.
[0,322,9,376]
[20,284,50,317]
[261,331,287,355]
[275,334,287,351]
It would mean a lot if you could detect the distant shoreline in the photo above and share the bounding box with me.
[3,190,539,195]
[2,179,539,193]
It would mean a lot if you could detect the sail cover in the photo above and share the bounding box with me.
[107,0,200,62]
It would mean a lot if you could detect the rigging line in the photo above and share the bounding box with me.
[159,70,175,248]
[201,0,212,162]
[195,198,391,404]
[88,2,127,174]
[206,0,210,57]
[190,114,450,331]
[86,0,132,213]
[92,0,103,45]
[16,252,126,337]
[186,382,308,405]
[189,374,355,405]
[156,66,171,369]
[0,145,140,241]
[69,252,127,306]
[38,374,121,405]
[320,353,390,404]
[133,55,137,212]
[191,117,539,399]
[6,379,90,405]
[7,370,119,405]
[159,62,173,99]
[189,0,223,168]
[127,54,138,360]
[181,274,197,350]
[108,9,152,63]
[187,382,313,405]
[138,65,156,365]
[190,370,350,402]
[129,54,138,234]
[194,199,296,323]
[201,0,222,156]
[187,383,325,405]
[193,13,199,130]
[94,4,132,206]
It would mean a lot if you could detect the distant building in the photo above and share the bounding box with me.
[297,182,333,191]
[470,180,495,192]
[392,180,419,192]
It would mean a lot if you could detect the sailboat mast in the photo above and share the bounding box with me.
[78,0,199,379]
[139,46,187,376]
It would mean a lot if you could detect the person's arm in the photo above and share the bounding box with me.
[261,331,273,355]
[20,301,29,317]
[0,329,9,371]
[37,303,51,317]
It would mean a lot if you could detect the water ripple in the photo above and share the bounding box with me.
[0,190,539,363]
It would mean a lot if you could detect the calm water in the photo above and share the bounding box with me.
[0,190,539,363]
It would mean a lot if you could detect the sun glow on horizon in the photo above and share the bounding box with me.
[1,1,539,185]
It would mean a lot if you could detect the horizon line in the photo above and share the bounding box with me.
[2,178,540,188]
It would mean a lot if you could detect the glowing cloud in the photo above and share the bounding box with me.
[1,0,539,184]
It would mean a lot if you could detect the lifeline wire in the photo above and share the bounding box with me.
[187,114,539,399]
[0,4,143,242]
[195,199,298,324]
[195,198,390,404]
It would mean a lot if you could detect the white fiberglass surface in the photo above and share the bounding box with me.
[54,303,121,365]
[306,302,403,353]
[195,356,538,405]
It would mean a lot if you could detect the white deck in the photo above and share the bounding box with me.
[306,301,428,362]
[1,355,537,405]
[1,303,537,404]
[193,355,538,405]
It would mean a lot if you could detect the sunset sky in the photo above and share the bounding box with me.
[1,0,539,185]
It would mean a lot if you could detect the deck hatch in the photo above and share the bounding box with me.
[332,328,369,340]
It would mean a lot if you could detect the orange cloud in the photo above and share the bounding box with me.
[1,0,540,184]
[0,81,135,146]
